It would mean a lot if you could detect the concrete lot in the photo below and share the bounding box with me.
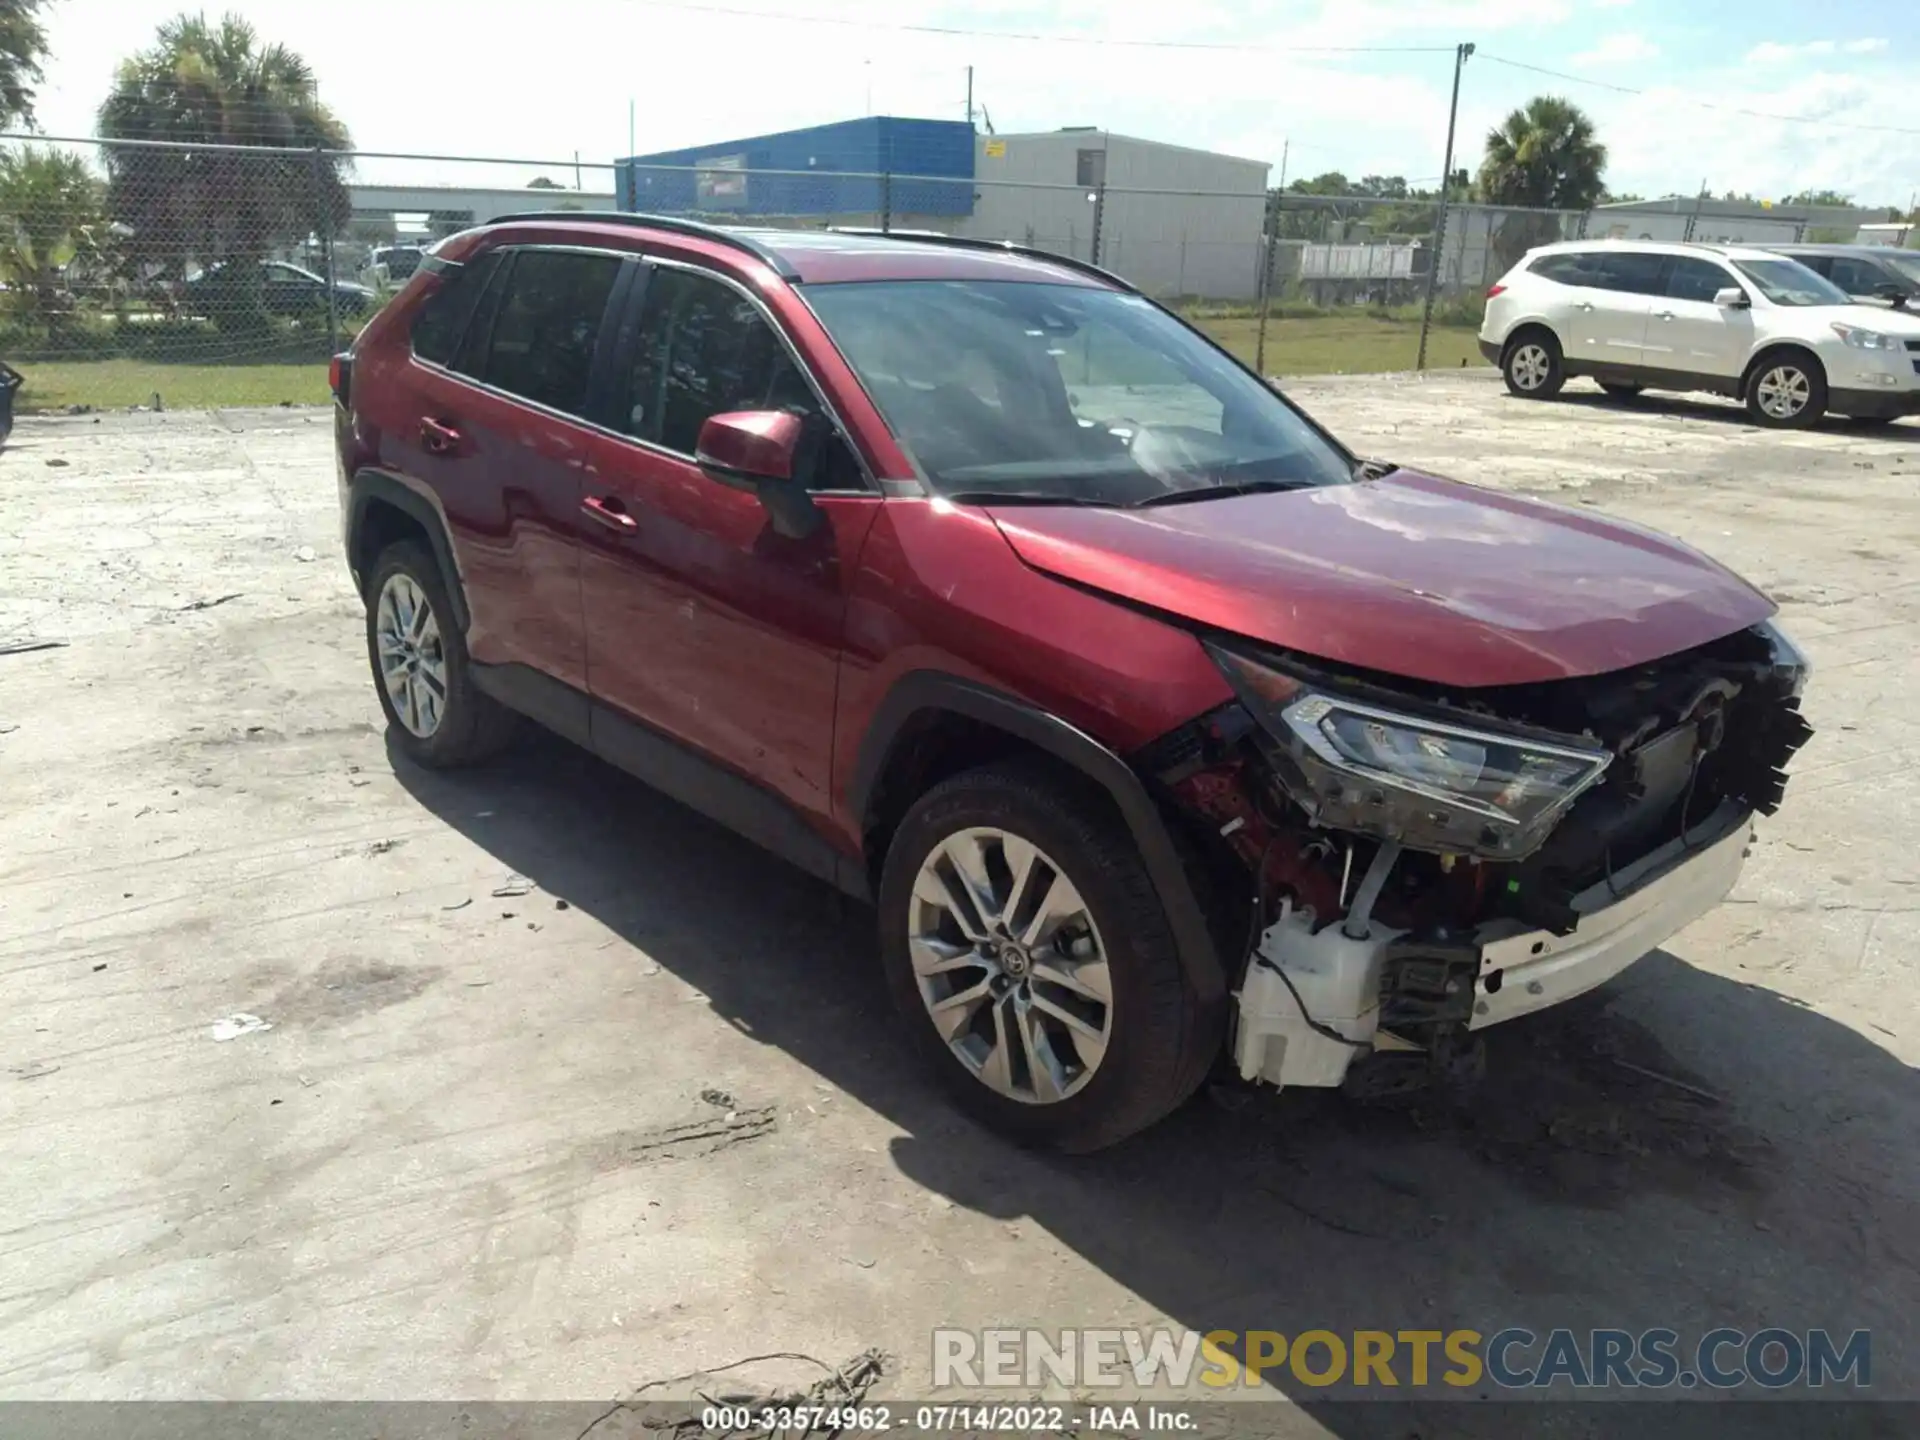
[2,375,1917,1432]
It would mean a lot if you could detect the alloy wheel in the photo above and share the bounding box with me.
[1755,366,1811,420]
[907,826,1114,1105]
[375,572,448,739]
[1509,343,1551,391]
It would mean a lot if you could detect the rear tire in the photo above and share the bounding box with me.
[365,541,517,769]
[1502,330,1565,400]
[877,761,1216,1152]
[1745,350,1828,429]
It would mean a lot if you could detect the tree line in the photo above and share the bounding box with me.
[1,7,353,343]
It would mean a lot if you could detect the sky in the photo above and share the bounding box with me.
[22,0,1918,207]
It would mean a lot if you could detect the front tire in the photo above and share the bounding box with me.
[365,541,517,768]
[877,762,1215,1152]
[1502,330,1565,400]
[1746,350,1828,429]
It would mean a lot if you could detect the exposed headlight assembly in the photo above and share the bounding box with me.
[1208,644,1612,861]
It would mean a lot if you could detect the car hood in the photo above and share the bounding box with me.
[1833,301,1920,332]
[986,469,1776,688]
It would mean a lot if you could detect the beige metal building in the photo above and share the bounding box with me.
[956,129,1271,300]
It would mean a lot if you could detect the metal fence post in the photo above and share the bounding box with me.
[881,168,892,234]
[1417,41,1473,372]
[1090,180,1106,267]
[1254,222,1279,378]
[312,144,339,355]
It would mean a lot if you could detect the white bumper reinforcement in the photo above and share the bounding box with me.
[1233,804,1755,1091]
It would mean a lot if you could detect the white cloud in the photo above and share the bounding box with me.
[1747,38,1888,63]
[1592,0,1633,7]
[1573,33,1659,65]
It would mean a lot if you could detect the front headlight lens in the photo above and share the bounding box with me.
[1831,322,1894,350]
[1210,646,1612,860]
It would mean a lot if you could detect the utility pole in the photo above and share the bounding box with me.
[1416,41,1473,372]
[1255,137,1288,378]
[966,66,974,126]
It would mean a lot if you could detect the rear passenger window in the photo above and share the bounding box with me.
[476,250,623,415]
[410,252,500,366]
[1592,252,1670,296]
[1666,257,1735,303]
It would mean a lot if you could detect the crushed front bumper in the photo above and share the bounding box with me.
[1233,802,1754,1091]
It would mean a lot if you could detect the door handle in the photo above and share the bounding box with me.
[1655,310,1676,320]
[581,495,637,532]
[1575,301,1595,312]
[419,417,462,454]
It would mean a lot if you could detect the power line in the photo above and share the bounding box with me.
[1478,52,1920,137]
[638,0,1457,53]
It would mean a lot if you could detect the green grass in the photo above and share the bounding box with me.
[13,359,330,413]
[1192,314,1488,377]
[7,314,1485,416]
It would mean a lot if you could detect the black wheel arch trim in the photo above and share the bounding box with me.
[347,468,470,635]
[850,671,1228,1007]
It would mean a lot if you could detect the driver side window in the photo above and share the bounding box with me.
[621,265,864,489]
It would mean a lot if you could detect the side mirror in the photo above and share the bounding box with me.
[1713,287,1750,309]
[695,409,822,539]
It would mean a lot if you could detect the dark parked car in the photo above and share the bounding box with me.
[1765,244,1920,310]
[332,214,1812,1151]
[187,259,374,321]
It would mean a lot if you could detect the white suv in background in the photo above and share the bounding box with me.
[1479,240,1920,428]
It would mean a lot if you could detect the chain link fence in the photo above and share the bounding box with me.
[0,131,1892,412]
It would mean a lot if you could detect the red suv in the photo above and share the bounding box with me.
[334,214,1812,1151]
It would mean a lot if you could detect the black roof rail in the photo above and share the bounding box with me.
[824,228,1139,293]
[482,210,801,280]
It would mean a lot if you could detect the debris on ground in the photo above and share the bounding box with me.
[209,1013,273,1042]
[10,1061,60,1081]
[363,838,403,857]
[581,1348,886,1440]
[175,593,243,613]
[491,873,535,897]
[441,898,472,911]
[294,546,316,562]
[592,1106,778,1168]
[699,1087,736,1109]
[0,639,67,656]
[44,458,68,467]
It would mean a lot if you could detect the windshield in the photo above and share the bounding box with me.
[802,280,1354,505]
[1880,252,1920,288]
[1731,258,1851,307]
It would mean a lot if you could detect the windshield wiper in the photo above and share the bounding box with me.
[941,490,1121,508]
[1354,457,1399,481]
[1129,479,1312,509]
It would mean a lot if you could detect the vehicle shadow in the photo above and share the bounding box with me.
[1548,384,1920,438]
[392,730,1918,1439]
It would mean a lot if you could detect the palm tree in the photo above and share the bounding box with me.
[96,14,353,324]
[0,147,109,339]
[1478,96,1608,210]
[0,0,49,129]
[1479,96,1608,271]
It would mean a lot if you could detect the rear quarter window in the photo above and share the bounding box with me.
[409,252,502,367]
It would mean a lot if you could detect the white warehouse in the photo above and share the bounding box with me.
[955,129,1271,300]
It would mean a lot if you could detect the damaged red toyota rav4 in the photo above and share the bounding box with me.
[333,215,1812,1152]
